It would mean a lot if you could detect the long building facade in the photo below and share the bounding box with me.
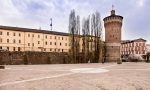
[121,38,147,56]
[0,26,71,52]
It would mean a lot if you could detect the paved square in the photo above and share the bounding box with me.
[0,62,150,90]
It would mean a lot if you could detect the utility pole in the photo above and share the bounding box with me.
[50,18,52,31]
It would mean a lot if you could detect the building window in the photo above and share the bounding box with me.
[50,42,52,45]
[50,48,52,51]
[60,42,61,46]
[62,49,64,52]
[62,37,63,40]
[13,39,16,43]
[38,35,40,38]
[55,49,56,52]
[45,35,47,39]
[58,49,60,52]
[32,43,34,46]
[13,32,15,36]
[0,46,2,49]
[7,39,9,43]
[38,41,40,44]
[7,32,9,36]
[0,31,2,35]
[19,33,21,37]
[58,37,60,40]
[7,47,9,50]
[45,41,47,45]
[32,34,34,37]
[55,36,56,39]
[18,47,21,51]
[65,43,67,46]
[28,34,30,37]
[28,43,30,46]
[0,38,2,43]
[13,47,15,51]
[19,40,21,43]
[54,42,56,45]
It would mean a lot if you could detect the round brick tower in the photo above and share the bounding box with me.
[103,6,123,62]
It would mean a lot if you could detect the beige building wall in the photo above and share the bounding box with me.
[0,26,70,52]
[0,29,25,51]
[0,26,97,53]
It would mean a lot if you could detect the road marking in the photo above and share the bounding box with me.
[0,68,68,72]
[111,68,150,71]
[0,64,117,87]
[0,72,75,87]
[100,64,117,69]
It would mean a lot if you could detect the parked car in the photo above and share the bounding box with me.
[128,54,145,62]
[122,57,129,62]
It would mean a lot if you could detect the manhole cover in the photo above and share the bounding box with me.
[70,68,109,73]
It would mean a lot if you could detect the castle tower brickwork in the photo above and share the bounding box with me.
[103,7,123,62]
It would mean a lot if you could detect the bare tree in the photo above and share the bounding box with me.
[68,10,80,63]
[68,10,103,64]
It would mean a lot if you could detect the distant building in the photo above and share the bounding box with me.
[121,38,146,56]
[103,7,123,62]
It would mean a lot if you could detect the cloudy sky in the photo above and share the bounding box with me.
[0,0,149,43]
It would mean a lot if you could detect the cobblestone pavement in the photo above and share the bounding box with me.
[0,62,150,90]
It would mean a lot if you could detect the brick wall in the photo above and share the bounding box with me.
[0,51,70,65]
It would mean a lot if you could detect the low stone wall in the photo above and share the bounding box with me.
[0,51,69,65]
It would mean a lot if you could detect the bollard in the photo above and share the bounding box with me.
[117,58,122,64]
[0,65,5,69]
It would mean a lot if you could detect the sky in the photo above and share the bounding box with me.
[0,0,150,43]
